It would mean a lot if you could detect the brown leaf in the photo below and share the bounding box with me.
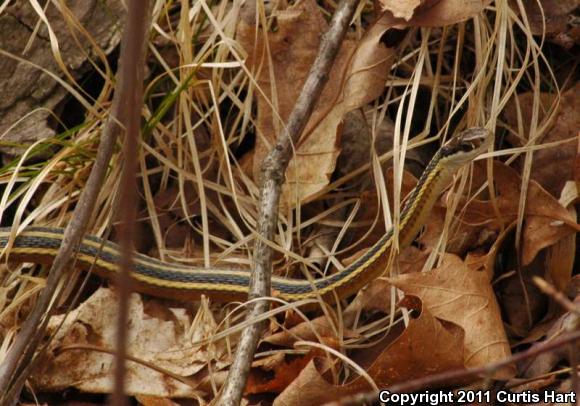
[422,160,579,264]
[32,289,226,398]
[135,395,179,406]
[453,162,578,266]
[418,202,492,255]
[237,0,398,208]
[471,196,573,338]
[360,308,465,386]
[546,182,578,291]
[397,0,490,27]
[273,307,465,405]
[237,0,350,207]
[246,353,315,394]
[513,0,579,36]
[388,254,514,378]
[466,222,516,280]
[504,83,580,197]
[380,0,423,20]
[521,306,580,378]
[238,0,488,208]
[495,252,549,336]
[491,163,578,265]
[272,358,354,405]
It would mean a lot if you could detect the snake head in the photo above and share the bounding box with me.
[440,127,493,166]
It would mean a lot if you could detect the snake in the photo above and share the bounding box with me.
[0,128,492,303]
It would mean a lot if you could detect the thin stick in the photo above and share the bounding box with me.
[533,277,580,402]
[0,6,148,404]
[218,0,360,403]
[112,1,151,405]
[323,330,580,406]
[533,276,580,316]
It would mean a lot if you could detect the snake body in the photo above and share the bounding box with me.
[0,128,492,303]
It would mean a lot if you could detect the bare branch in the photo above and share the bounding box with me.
[218,0,360,403]
[0,5,150,403]
[323,330,580,406]
[112,1,151,405]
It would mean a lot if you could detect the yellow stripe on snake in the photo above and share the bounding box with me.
[0,128,492,303]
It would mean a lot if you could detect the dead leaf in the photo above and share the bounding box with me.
[237,0,488,209]
[399,0,490,27]
[237,0,351,207]
[388,254,514,378]
[422,159,578,265]
[237,0,400,208]
[513,0,579,36]
[546,181,578,291]
[490,163,578,266]
[495,251,549,336]
[545,234,576,291]
[446,162,578,266]
[273,306,465,405]
[246,352,315,394]
[32,288,227,398]
[352,305,465,388]
[380,0,423,20]
[504,83,579,197]
[135,395,179,406]
[465,222,516,281]
[470,192,573,339]
[272,358,354,405]
[521,301,580,378]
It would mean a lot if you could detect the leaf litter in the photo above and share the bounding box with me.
[0,0,578,404]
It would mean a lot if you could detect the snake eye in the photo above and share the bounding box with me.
[460,142,475,152]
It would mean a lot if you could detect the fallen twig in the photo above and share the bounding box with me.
[112,1,151,405]
[218,0,360,404]
[323,330,580,406]
[0,5,150,404]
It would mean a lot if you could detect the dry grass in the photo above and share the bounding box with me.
[0,0,572,399]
